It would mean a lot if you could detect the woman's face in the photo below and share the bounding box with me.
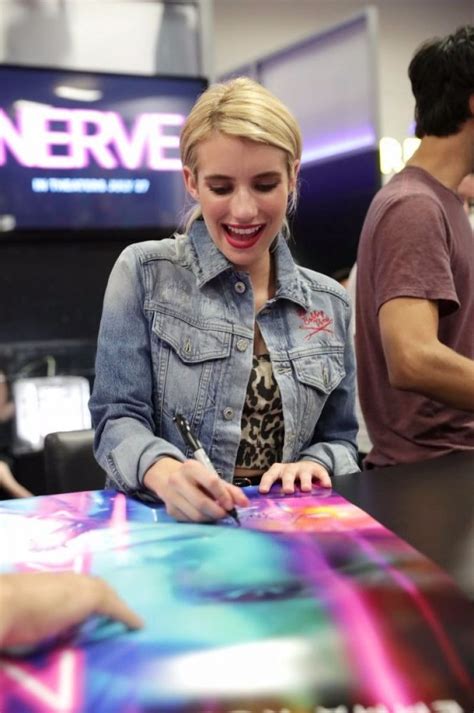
[183,133,299,277]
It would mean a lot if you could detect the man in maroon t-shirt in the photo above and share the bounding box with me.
[356,26,474,467]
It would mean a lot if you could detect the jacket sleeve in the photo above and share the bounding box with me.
[89,246,186,495]
[298,307,360,476]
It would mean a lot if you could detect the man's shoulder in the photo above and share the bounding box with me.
[360,168,447,248]
[372,167,448,213]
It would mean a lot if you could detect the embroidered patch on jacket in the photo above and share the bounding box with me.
[297,308,333,340]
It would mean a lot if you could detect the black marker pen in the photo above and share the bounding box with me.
[174,414,241,526]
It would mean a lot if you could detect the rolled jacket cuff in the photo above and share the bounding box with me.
[105,435,186,494]
[298,442,359,477]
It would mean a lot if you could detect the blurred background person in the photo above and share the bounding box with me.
[0,366,32,498]
[457,172,474,227]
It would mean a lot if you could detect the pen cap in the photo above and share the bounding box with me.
[174,413,201,451]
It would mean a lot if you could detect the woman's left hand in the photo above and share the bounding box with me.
[259,460,331,495]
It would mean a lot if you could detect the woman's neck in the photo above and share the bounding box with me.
[249,251,275,313]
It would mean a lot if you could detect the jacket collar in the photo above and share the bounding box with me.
[188,220,312,311]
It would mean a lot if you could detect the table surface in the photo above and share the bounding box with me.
[333,450,474,600]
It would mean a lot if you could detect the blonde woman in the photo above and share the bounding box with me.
[90,78,359,523]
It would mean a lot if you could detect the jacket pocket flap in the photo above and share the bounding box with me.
[152,312,231,363]
[290,347,345,393]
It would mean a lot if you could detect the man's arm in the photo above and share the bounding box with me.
[379,297,474,410]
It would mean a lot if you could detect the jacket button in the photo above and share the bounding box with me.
[234,281,246,294]
[236,338,249,352]
[223,407,234,420]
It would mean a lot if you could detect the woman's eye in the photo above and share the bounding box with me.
[209,186,232,195]
[255,183,278,193]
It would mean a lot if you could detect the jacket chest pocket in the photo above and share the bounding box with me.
[289,345,346,448]
[150,310,231,426]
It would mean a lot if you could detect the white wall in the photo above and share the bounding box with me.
[213,0,474,143]
[0,0,203,76]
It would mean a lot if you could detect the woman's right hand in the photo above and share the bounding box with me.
[143,458,249,523]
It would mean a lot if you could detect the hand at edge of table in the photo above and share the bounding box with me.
[259,460,331,494]
[0,572,143,651]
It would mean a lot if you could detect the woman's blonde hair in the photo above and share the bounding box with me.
[180,77,302,235]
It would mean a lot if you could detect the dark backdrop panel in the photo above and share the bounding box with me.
[0,229,171,379]
[0,230,172,343]
[290,148,380,277]
[1,237,129,344]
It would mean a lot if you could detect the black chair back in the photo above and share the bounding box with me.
[44,429,105,494]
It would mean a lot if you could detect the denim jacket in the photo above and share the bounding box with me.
[90,221,359,495]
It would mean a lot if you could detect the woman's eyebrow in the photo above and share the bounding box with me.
[253,171,283,180]
[204,174,233,181]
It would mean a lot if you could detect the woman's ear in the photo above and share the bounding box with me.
[183,166,199,200]
[289,159,300,194]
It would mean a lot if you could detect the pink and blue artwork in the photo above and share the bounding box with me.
[0,486,473,712]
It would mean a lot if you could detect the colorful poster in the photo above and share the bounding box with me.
[0,487,473,712]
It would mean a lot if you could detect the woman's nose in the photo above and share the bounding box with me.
[230,187,258,222]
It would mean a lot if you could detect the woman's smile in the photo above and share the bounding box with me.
[223,223,266,249]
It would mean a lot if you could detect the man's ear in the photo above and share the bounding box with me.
[183,166,199,200]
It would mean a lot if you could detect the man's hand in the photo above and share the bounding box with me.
[0,572,143,651]
[259,460,331,494]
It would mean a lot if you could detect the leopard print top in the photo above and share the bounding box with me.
[236,354,284,469]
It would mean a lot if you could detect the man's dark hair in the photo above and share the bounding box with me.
[408,25,474,138]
